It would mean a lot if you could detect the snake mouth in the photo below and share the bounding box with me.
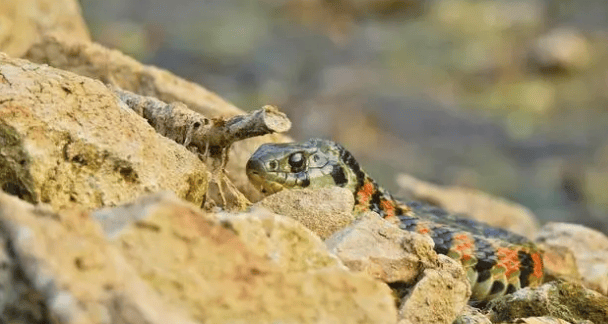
[246,171,285,194]
[246,158,286,194]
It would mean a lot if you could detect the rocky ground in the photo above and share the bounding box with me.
[0,1,608,323]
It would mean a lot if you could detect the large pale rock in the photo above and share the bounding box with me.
[23,34,290,202]
[0,0,90,57]
[397,174,539,238]
[399,255,471,324]
[0,54,207,210]
[94,192,398,323]
[256,187,356,239]
[217,206,345,272]
[325,212,436,283]
[488,281,608,323]
[0,192,198,324]
[535,222,608,296]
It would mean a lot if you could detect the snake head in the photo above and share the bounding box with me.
[246,138,356,194]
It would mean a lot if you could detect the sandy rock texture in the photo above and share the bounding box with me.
[325,212,436,283]
[0,191,399,323]
[0,0,90,57]
[535,222,608,296]
[255,187,356,239]
[0,54,208,210]
[23,34,291,202]
[217,206,345,272]
[399,255,471,324]
[93,192,398,323]
[397,174,539,238]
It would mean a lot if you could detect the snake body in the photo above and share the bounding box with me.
[246,138,543,301]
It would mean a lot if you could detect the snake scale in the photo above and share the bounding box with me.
[246,138,543,301]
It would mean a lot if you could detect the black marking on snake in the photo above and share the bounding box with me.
[506,284,517,295]
[397,215,418,231]
[518,250,534,288]
[430,226,453,255]
[473,237,496,273]
[477,269,491,283]
[330,165,348,186]
[490,281,505,295]
[370,187,383,215]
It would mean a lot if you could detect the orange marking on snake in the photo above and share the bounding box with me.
[380,200,395,218]
[532,252,544,279]
[496,247,520,279]
[357,182,374,206]
[418,227,430,234]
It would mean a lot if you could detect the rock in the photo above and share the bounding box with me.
[23,34,291,202]
[325,212,436,283]
[397,174,539,238]
[512,317,587,324]
[0,53,208,210]
[487,281,608,323]
[255,187,356,239]
[215,206,345,272]
[399,255,471,324]
[453,305,492,324]
[0,0,90,58]
[535,222,608,296]
[529,28,591,73]
[0,191,198,324]
[94,191,398,323]
[538,244,581,285]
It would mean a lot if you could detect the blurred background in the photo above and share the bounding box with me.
[79,0,608,232]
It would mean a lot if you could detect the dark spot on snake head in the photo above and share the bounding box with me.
[330,165,348,186]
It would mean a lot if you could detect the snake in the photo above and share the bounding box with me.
[245,138,544,301]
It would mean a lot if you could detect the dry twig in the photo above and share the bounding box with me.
[112,87,291,209]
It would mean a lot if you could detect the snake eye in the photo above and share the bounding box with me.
[288,152,304,169]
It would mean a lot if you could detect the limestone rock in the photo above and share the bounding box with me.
[325,212,436,283]
[95,192,398,323]
[0,191,198,324]
[529,28,591,72]
[23,34,291,202]
[0,53,207,210]
[397,174,539,238]
[535,222,608,296]
[256,187,356,239]
[487,281,608,323]
[399,255,471,324]
[0,0,90,58]
[216,206,345,272]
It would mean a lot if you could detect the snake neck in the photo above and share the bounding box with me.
[337,146,407,218]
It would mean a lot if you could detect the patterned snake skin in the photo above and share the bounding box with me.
[246,138,543,301]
